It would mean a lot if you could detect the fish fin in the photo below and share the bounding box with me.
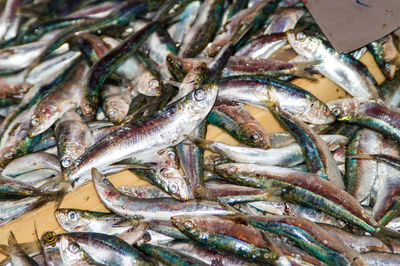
[119,222,150,245]
[163,79,181,87]
[124,163,157,169]
[8,231,19,252]
[0,244,10,256]
[112,219,141,228]
[346,153,375,160]
[184,135,212,149]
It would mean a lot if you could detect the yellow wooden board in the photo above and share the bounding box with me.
[0,52,385,260]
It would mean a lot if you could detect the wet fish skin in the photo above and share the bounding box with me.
[345,129,382,205]
[55,110,93,170]
[163,240,258,266]
[263,7,305,35]
[217,75,335,124]
[55,208,139,235]
[287,30,380,99]
[214,163,382,234]
[207,103,272,148]
[177,121,207,199]
[266,95,343,189]
[327,98,400,142]
[170,215,284,264]
[245,215,367,265]
[84,21,161,117]
[59,235,98,266]
[28,62,87,137]
[179,0,225,58]
[138,243,208,266]
[92,168,236,221]
[65,81,218,188]
[62,232,154,265]
[101,84,132,124]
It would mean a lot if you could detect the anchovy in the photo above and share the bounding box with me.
[217,76,335,124]
[287,30,380,98]
[92,168,236,221]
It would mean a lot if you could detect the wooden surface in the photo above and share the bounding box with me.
[0,52,385,260]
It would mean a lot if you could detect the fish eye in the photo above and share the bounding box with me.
[251,133,260,140]
[61,157,72,168]
[168,151,176,159]
[4,151,13,159]
[184,220,194,229]
[30,117,40,126]
[296,32,306,41]
[68,211,78,221]
[69,242,80,254]
[149,80,160,89]
[107,108,116,116]
[331,107,342,116]
[169,183,178,193]
[83,104,92,114]
[227,166,237,175]
[194,90,205,101]
[103,178,111,185]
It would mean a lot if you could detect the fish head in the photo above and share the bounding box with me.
[159,167,190,201]
[157,147,179,168]
[60,235,93,265]
[171,215,198,232]
[204,153,226,171]
[214,163,239,178]
[185,82,219,115]
[91,168,121,202]
[104,96,130,124]
[60,155,74,169]
[300,99,336,125]
[0,146,15,167]
[245,121,272,148]
[327,98,359,120]
[136,71,162,97]
[28,106,58,137]
[55,209,88,232]
[286,30,321,57]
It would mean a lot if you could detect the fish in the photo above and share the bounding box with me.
[170,215,286,264]
[207,102,272,148]
[65,80,218,188]
[55,209,139,235]
[266,93,343,189]
[55,110,93,169]
[217,75,335,124]
[345,129,382,205]
[287,30,380,99]
[328,98,400,142]
[59,235,98,266]
[92,168,236,221]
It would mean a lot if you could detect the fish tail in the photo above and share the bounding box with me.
[373,225,400,250]
[8,231,17,247]
[292,61,319,81]
[0,244,10,256]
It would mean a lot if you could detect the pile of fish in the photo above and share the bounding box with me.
[1,0,400,264]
